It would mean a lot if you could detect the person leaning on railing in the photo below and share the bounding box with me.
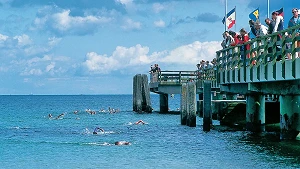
[239,28,250,61]
[288,8,300,58]
[254,22,268,56]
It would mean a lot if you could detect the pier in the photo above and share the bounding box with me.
[134,24,300,140]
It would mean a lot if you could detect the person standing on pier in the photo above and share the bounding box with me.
[271,11,284,61]
[288,8,300,58]
[239,28,250,61]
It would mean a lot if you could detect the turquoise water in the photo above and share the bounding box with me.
[1,95,300,169]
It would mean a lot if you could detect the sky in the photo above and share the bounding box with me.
[0,0,299,95]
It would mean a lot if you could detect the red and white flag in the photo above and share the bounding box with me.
[222,7,236,29]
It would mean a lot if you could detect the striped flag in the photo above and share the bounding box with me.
[222,7,236,29]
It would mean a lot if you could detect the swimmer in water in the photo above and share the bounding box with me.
[135,120,145,125]
[48,114,53,118]
[93,127,104,134]
[55,113,65,119]
[114,141,131,145]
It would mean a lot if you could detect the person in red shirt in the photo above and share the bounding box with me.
[239,28,254,65]
[228,31,240,46]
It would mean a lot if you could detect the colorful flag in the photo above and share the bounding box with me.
[249,8,259,21]
[222,7,236,29]
[275,7,284,17]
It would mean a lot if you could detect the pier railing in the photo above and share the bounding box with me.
[150,71,197,84]
[149,69,220,89]
[216,24,300,84]
[195,68,219,88]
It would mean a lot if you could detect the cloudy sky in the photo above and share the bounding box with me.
[0,0,298,94]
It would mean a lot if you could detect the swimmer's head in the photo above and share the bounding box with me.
[114,141,130,145]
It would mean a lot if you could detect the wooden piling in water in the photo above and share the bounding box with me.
[133,74,152,113]
[203,81,212,131]
[180,83,187,125]
[160,94,168,113]
[187,82,196,127]
[141,74,152,112]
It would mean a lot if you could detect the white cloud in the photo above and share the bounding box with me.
[46,62,55,72]
[81,41,221,74]
[48,37,62,47]
[121,18,142,30]
[154,19,165,28]
[115,0,133,5]
[32,7,113,35]
[83,52,118,74]
[161,41,221,65]
[82,44,164,74]
[0,34,9,48]
[13,34,32,47]
[0,34,9,41]
[21,68,43,76]
[27,55,52,66]
[153,3,166,13]
[112,44,152,65]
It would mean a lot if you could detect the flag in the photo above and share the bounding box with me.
[249,8,259,21]
[275,7,284,17]
[222,7,236,29]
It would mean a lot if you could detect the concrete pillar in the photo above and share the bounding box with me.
[280,95,300,140]
[187,82,196,127]
[203,81,212,131]
[180,83,187,125]
[246,94,265,132]
[160,94,168,113]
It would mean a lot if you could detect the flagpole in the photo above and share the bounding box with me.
[267,0,269,18]
[235,6,236,32]
[225,0,227,31]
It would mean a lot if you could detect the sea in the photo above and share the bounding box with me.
[1,94,300,169]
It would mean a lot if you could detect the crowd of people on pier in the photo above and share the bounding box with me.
[195,58,217,80]
[221,8,300,63]
[149,64,161,73]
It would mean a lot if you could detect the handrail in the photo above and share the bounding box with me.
[216,24,300,71]
[216,24,300,84]
[149,71,196,84]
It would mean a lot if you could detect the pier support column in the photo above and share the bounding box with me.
[197,93,203,117]
[180,83,187,125]
[187,82,196,127]
[246,94,265,132]
[280,95,300,140]
[203,81,212,131]
[160,94,168,113]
